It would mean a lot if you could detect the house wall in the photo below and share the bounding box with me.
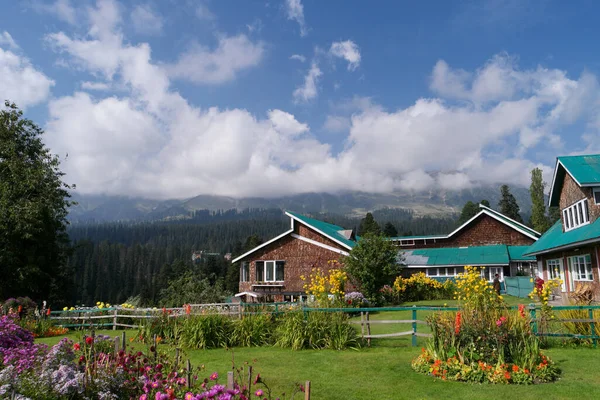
[238,227,348,302]
[559,173,600,226]
[538,244,600,296]
[395,214,535,250]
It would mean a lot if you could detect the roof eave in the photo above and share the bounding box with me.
[284,211,354,251]
[231,229,294,263]
[524,237,600,257]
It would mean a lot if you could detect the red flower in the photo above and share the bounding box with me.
[454,312,462,335]
[504,371,511,380]
[46,308,51,316]
[73,343,81,351]
[85,336,93,345]
[518,304,526,318]
[512,365,519,372]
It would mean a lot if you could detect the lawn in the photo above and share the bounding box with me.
[37,298,600,400]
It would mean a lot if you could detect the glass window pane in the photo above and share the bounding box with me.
[563,210,569,229]
[256,261,264,281]
[569,208,574,228]
[595,190,600,205]
[578,202,584,224]
[584,200,589,222]
[275,261,285,281]
[265,261,274,281]
[428,268,438,276]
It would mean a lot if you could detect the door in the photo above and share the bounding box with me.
[547,259,566,292]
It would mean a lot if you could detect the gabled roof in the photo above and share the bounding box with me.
[403,245,510,267]
[524,218,600,256]
[549,154,600,207]
[285,211,356,250]
[392,204,540,243]
[507,245,536,261]
[231,211,356,263]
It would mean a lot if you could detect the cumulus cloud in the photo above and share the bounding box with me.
[131,4,164,36]
[290,54,306,62]
[81,81,111,90]
[322,115,350,133]
[0,32,18,49]
[285,0,308,37]
[33,0,77,25]
[293,62,322,103]
[0,47,54,108]
[38,3,600,198]
[168,34,265,84]
[329,40,361,71]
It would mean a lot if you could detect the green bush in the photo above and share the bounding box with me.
[275,311,360,350]
[230,313,275,347]
[178,314,233,349]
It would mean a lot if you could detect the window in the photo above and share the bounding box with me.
[240,262,249,282]
[255,260,285,282]
[547,259,562,280]
[594,188,600,205]
[482,267,503,281]
[426,267,458,277]
[400,239,415,246]
[569,255,593,281]
[563,198,590,231]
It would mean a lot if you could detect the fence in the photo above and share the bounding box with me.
[504,276,534,298]
[50,303,600,347]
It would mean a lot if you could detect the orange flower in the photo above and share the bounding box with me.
[504,371,511,380]
[524,369,530,374]
[455,312,462,335]
[512,365,519,372]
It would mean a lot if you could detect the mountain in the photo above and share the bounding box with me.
[67,185,534,223]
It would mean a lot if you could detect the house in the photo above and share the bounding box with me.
[233,205,540,302]
[524,154,600,295]
[232,211,357,303]
[398,204,540,282]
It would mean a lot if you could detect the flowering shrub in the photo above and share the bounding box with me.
[301,261,347,306]
[1,297,36,316]
[412,266,561,384]
[18,318,69,338]
[344,292,368,308]
[390,273,452,303]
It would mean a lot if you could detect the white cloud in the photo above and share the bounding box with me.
[322,115,350,133]
[329,40,361,71]
[168,34,265,84]
[196,2,216,21]
[293,62,321,103]
[285,0,308,37]
[81,81,111,90]
[0,32,18,49]
[290,54,306,62]
[131,4,164,36]
[34,0,77,25]
[0,47,54,108]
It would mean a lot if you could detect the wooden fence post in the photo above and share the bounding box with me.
[589,307,597,348]
[247,366,253,393]
[366,312,371,347]
[114,336,120,355]
[186,359,192,389]
[113,307,117,330]
[412,305,417,347]
[227,371,234,390]
[304,380,311,400]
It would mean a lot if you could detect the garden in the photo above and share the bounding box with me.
[2,266,600,399]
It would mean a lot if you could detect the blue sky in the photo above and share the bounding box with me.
[1,0,600,199]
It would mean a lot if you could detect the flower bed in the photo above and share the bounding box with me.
[411,266,561,384]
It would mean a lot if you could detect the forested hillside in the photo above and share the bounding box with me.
[66,208,457,306]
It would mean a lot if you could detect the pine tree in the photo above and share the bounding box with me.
[382,222,398,237]
[498,184,524,223]
[458,201,479,224]
[529,168,550,233]
[358,212,381,236]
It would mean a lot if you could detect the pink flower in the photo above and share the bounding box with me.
[210,372,219,381]
[73,343,80,351]
[255,389,264,397]
[184,393,194,400]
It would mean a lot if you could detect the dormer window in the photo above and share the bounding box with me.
[563,198,589,231]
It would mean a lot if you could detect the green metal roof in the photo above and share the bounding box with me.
[524,218,600,256]
[389,234,446,240]
[285,211,356,249]
[403,245,510,267]
[550,155,600,206]
[507,245,536,261]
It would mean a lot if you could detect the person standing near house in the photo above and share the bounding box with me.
[493,274,501,295]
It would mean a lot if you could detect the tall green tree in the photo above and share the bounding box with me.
[343,233,400,304]
[458,201,479,224]
[382,222,398,237]
[0,102,73,304]
[358,212,381,236]
[480,199,490,207]
[529,167,550,233]
[498,184,524,223]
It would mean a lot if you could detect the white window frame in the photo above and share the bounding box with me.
[426,267,458,277]
[593,187,600,205]
[400,239,415,246]
[255,260,285,282]
[481,266,504,282]
[568,255,593,282]
[563,198,590,232]
[240,262,250,282]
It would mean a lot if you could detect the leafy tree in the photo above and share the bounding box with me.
[358,212,381,236]
[0,102,73,304]
[529,167,550,233]
[548,206,561,226]
[498,184,523,223]
[382,222,398,237]
[458,201,479,225]
[480,199,490,207]
[343,233,400,304]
